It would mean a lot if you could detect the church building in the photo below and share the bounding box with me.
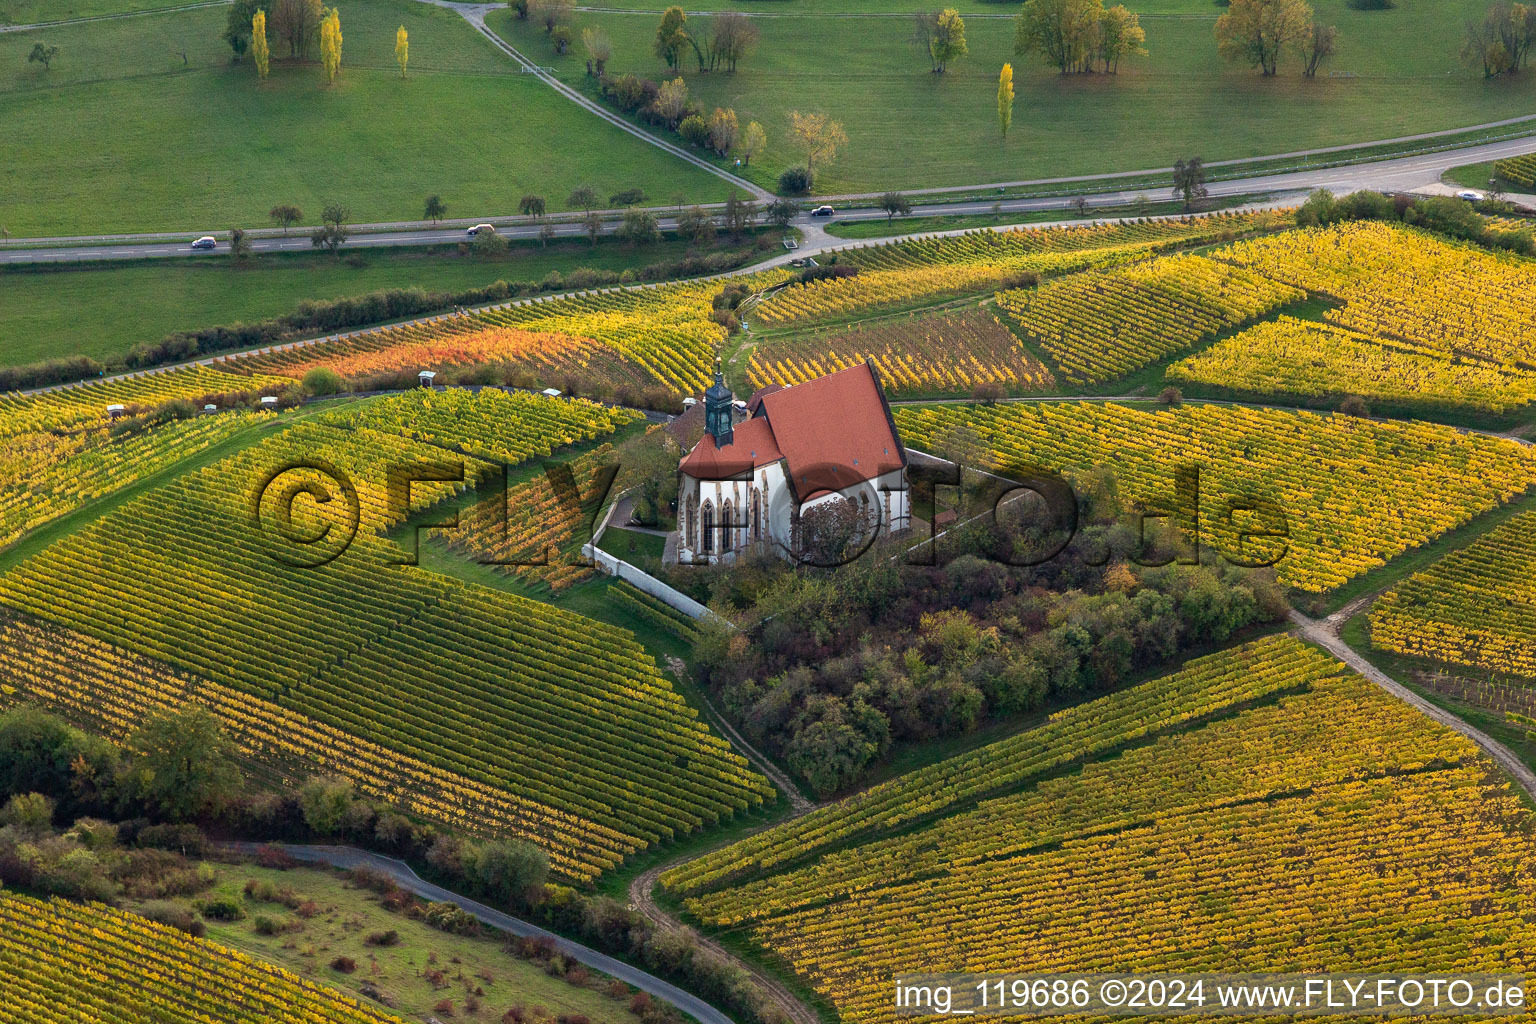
[676,360,910,564]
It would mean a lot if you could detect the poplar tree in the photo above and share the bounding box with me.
[320,7,342,84]
[252,9,270,78]
[395,24,408,78]
[997,63,1014,139]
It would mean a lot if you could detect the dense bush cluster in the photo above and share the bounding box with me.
[680,497,1287,797]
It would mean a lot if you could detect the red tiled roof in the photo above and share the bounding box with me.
[746,384,783,414]
[758,361,905,500]
[679,416,783,479]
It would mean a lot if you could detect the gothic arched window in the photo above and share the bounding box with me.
[751,488,761,540]
[701,501,715,555]
[686,495,697,551]
[722,499,735,552]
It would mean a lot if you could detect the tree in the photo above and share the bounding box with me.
[708,107,739,157]
[1014,0,1102,73]
[712,11,758,72]
[539,221,556,248]
[787,111,847,175]
[1172,157,1208,210]
[395,24,408,77]
[424,194,447,224]
[778,166,813,195]
[766,197,799,228]
[567,185,599,212]
[678,205,715,244]
[224,0,261,59]
[618,208,660,245]
[1214,0,1312,76]
[915,8,967,73]
[27,43,60,70]
[464,840,548,908]
[723,191,756,239]
[551,24,571,54]
[520,194,547,218]
[311,200,349,255]
[652,77,689,126]
[997,63,1014,139]
[679,113,711,147]
[654,5,689,70]
[251,9,269,77]
[269,203,302,233]
[1096,4,1145,72]
[1300,20,1336,76]
[879,191,912,223]
[229,226,253,259]
[122,708,243,819]
[583,208,603,245]
[1462,2,1536,76]
[581,26,611,75]
[270,0,322,57]
[320,6,342,84]
[738,119,766,166]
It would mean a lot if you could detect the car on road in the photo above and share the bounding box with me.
[1454,190,1484,202]
[190,236,217,250]
[467,223,496,236]
[810,205,835,217]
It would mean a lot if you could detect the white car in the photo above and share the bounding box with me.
[467,223,496,236]
[190,236,217,250]
[810,205,835,217]
[1454,190,1484,202]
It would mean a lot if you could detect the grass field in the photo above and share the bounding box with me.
[0,0,729,235]
[0,235,761,368]
[0,0,185,26]
[132,863,640,1024]
[489,0,1527,194]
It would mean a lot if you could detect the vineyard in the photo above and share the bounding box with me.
[1167,316,1536,413]
[449,442,622,592]
[0,366,294,437]
[666,638,1536,1024]
[750,211,1292,326]
[995,254,1303,384]
[892,402,1536,593]
[0,410,771,880]
[321,387,639,467]
[1216,221,1536,370]
[664,636,1339,892]
[1493,153,1536,188]
[0,413,257,547]
[1369,508,1536,680]
[0,888,407,1024]
[747,308,1054,397]
[233,275,791,398]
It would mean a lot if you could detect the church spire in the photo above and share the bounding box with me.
[704,361,734,448]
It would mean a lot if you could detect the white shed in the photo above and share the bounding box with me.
[419,370,438,388]
[541,387,562,398]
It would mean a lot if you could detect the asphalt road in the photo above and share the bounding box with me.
[5,131,1535,265]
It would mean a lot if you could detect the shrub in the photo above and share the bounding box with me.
[778,166,813,195]
[610,188,647,207]
[136,823,207,856]
[678,114,711,148]
[138,901,207,938]
[1158,386,1183,406]
[331,956,358,974]
[252,914,295,936]
[302,367,345,396]
[1338,394,1370,417]
[196,893,247,921]
[365,928,402,946]
[0,792,54,831]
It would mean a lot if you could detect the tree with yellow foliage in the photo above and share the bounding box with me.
[997,63,1014,139]
[914,8,968,72]
[1214,0,1311,76]
[787,111,847,176]
[395,24,408,78]
[320,7,341,84]
[252,9,269,79]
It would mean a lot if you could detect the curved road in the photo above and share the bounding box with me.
[216,841,740,1024]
